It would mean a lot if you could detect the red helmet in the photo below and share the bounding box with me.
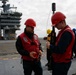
[24,18,36,27]
[51,12,66,26]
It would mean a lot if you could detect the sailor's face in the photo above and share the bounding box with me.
[55,21,62,30]
[26,26,34,33]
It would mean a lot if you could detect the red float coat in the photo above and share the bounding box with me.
[52,26,75,63]
[19,33,40,61]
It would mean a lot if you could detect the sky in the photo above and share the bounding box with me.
[0,0,76,37]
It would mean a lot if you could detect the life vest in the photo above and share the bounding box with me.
[19,33,40,61]
[52,26,75,63]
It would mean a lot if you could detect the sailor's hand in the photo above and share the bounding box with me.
[39,50,42,56]
[46,41,50,49]
[30,51,38,59]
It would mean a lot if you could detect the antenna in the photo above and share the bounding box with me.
[0,0,8,3]
[0,0,8,12]
[0,0,8,2]
[0,0,17,12]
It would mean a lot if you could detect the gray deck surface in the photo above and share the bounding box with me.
[0,40,76,75]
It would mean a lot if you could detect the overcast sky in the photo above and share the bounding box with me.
[1,0,76,37]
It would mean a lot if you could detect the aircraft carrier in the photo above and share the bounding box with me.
[0,0,22,40]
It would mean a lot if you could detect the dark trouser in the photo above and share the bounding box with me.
[46,48,53,70]
[52,61,71,75]
[74,49,76,57]
[22,59,43,75]
[46,48,51,62]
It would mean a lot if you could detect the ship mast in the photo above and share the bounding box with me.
[0,0,8,12]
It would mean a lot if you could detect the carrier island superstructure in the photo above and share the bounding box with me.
[0,0,22,40]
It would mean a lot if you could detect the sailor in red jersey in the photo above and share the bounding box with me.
[16,18,43,75]
[47,12,75,75]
